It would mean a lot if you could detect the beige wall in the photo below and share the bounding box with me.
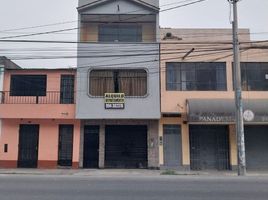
[159,117,190,166]
[161,43,268,114]
[229,124,237,167]
[160,31,268,169]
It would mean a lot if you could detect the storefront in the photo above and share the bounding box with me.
[80,120,159,169]
[187,98,268,171]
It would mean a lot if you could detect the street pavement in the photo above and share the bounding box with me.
[0,173,268,200]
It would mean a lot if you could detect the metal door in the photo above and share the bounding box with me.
[58,125,74,167]
[105,125,148,168]
[245,126,268,170]
[83,126,99,168]
[18,125,39,168]
[163,125,182,167]
[190,125,230,170]
[60,75,74,104]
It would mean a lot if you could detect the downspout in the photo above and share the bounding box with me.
[0,65,4,139]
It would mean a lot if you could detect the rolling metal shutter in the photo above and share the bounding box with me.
[105,125,148,168]
[190,125,230,170]
[245,126,268,170]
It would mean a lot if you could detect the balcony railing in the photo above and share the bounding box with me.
[0,91,75,104]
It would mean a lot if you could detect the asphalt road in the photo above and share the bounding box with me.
[0,174,268,200]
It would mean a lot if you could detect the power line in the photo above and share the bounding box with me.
[0,0,209,40]
[0,0,203,34]
[0,20,78,33]
[160,0,207,12]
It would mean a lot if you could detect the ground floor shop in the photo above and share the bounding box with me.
[244,125,268,170]
[160,117,268,171]
[79,120,159,169]
[0,119,80,168]
[1,118,268,171]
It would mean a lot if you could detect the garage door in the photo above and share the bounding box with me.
[105,125,148,168]
[190,125,230,170]
[245,126,268,170]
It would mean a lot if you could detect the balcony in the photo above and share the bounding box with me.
[0,91,76,119]
[0,91,75,104]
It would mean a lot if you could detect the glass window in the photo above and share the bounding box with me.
[238,62,268,91]
[10,75,47,96]
[99,24,142,42]
[166,62,227,91]
[89,69,147,97]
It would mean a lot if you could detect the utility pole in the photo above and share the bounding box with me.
[228,0,246,176]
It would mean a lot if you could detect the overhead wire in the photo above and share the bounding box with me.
[0,0,209,40]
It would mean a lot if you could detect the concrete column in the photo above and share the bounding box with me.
[79,121,84,168]
[181,123,190,169]
[158,119,164,166]
[229,124,238,170]
[147,120,159,169]
[98,124,105,168]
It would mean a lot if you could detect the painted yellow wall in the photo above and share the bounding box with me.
[159,117,190,166]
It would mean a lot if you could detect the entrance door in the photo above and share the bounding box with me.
[245,126,268,170]
[190,125,230,170]
[83,126,99,168]
[18,125,39,168]
[163,125,182,168]
[58,125,74,167]
[105,125,148,168]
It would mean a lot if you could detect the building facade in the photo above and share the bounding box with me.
[160,28,268,170]
[1,1,268,171]
[76,0,161,169]
[0,68,80,168]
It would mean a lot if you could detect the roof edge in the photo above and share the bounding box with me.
[77,0,159,13]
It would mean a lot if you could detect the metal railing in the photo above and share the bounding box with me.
[0,91,75,104]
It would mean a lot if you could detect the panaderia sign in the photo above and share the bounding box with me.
[104,93,125,109]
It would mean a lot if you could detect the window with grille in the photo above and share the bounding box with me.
[99,24,142,42]
[166,62,227,91]
[89,69,147,97]
[10,75,47,96]
[235,62,268,91]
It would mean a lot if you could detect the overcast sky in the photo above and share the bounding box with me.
[0,0,267,68]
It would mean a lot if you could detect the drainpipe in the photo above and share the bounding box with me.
[0,65,4,139]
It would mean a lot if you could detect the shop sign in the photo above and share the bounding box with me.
[243,110,255,122]
[104,93,125,109]
[197,115,234,122]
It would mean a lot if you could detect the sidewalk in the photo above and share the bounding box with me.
[0,168,267,177]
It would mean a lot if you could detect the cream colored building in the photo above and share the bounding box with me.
[159,28,268,170]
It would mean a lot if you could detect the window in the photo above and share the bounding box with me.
[99,24,142,42]
[60,75,75,104]
[89,69,147,97]
[10,75,47,96]
[166,62,227,91]
[238,62,268,91]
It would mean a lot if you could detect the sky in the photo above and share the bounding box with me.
[0,0,268,68]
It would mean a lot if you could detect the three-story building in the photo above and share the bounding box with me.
[76,0,161,169]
